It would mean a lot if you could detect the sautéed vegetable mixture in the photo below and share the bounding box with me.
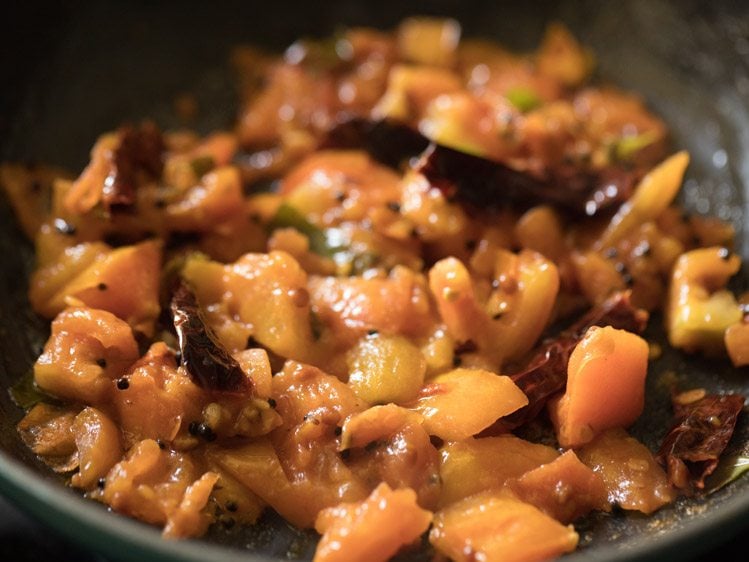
[2,17,747,562]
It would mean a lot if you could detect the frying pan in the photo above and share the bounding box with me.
[2,1,749,560]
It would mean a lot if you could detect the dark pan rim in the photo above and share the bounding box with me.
[1,445,748,562]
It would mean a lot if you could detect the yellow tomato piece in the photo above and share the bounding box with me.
[667,247,742,354]
[207,438,365,529]
[429,251,559,367]
[536,23,594,87]
[597,151,689,249]
[397,17,461,67]
[411,368,527,442]
[347,333,426,405]
[30,241,109,317]
[339,404,423,451]
[373,65,462,121]
[439,436,558,507]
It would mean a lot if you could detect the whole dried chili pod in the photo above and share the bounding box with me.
[103,121,165,212]
[487,291,648,434]
[322,117,639,217]
[320,117,429,170]
[657,393,745,491]
[170,281,252,394]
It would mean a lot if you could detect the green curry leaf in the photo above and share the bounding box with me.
[268,203,347,258]
[610,131,659,162]
[505,87,542,113]
[706,452,749,493]
[9,370,50,409]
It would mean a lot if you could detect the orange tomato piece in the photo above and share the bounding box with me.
[103,439,217,538]
[410,368,527,442]
[113,342,204,447]
[71,407,123,489]
[577,429,675,514]
[509,450,610,523]
[34,307,139,404]
[430,491,578,562]
[309,265,434,346]
[184,250,321,362]
[47,240,162,335]
[314,482,432,562]
[549,326,649,448]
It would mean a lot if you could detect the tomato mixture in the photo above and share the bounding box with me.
[2,17,746,562]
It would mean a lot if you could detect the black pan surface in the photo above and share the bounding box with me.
[2,1,749,561]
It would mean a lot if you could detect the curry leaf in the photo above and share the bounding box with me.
[705,449,749,493]
[268,203,347,258]
[610,131,659,163]
[9,370,50,409]
[505,87,542,113]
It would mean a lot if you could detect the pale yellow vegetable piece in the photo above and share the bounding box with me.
[397,17,461,67]
[410,368,527,442]
[419,94,489,156]
[596,151,690,250]
[347,333,427,405]
[339,404,423,451]
[429,250,559,366]
[233,348,273,398]
[207,439,361,529]
[373,65,462,121]
[536,22,594,87]
[667,247,742,354]
[439,436,558,507]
